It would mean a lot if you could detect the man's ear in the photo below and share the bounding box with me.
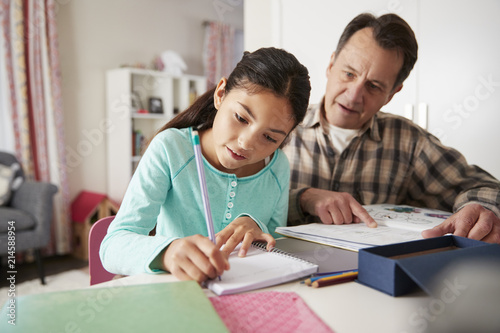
[326,51,337,77]
[213,78,227,109]
[385,84,403,106]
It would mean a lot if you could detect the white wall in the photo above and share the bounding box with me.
[56,0,244,200]
[243,0,281,51]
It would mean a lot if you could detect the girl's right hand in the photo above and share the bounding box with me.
[162,234,230,283]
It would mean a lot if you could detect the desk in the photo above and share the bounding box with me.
[96,238,429,333]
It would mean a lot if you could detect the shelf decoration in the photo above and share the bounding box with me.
[154,50,187,76]
[148,97,163,114]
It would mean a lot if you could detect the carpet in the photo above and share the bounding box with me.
[0,269,90,308]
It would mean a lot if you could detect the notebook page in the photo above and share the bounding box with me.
[206,243,318,296]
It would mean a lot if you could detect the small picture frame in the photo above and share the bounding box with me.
[148,97,163,114]
[131,91,144,111]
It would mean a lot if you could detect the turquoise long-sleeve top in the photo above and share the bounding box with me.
[100,127,290,276]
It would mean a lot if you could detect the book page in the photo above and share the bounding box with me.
[276,223,423,251]
[363,204,451,232]
[275,205,452,252]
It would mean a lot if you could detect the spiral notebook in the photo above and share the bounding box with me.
[206,242,319,296]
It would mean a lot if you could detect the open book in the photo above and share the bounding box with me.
[275,204,452,252]
[206,242,318,296]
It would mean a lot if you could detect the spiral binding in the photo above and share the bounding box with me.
[251,241,316,266]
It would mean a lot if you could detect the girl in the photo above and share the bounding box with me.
[100,47,311,283]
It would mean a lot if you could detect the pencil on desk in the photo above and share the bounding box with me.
[304,269,358,286]
[311,271,358,288]
[315,271,358,282]
[314,269,357,277]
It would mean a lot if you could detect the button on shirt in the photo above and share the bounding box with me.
[225,179,238,221]
[283,101,500,226]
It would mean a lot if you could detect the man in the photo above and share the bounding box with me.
[283,13,500,244]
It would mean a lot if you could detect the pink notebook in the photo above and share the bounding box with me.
[209,291,334,333]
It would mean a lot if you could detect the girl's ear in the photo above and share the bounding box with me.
[213,78,227,109]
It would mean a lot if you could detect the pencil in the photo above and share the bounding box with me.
[303,269,358,285]
[311,272,358,288]
[315,271,358,282]
[314,269,357,277]
[191,130,219,280]
[191,130,216,242]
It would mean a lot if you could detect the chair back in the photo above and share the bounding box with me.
[88,216,116,285]
[0,151,25,179]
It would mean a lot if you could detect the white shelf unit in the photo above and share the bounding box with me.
[106,68,206,202]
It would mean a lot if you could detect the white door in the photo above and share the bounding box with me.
[418,0,500,179]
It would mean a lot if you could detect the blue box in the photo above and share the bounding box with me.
[357,235,500,296]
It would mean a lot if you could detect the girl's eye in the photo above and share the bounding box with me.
[264,134,277,143]
[235,113,248,124]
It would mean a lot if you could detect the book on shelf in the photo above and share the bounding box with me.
[206,242,318,296]
[275,204,452,252]
[132,129,145,156]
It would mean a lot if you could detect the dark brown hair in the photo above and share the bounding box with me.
[335,13,418,90]
[153,47,311,148]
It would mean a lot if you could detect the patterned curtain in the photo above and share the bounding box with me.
[0,0,71,257]
[203,21,235,89]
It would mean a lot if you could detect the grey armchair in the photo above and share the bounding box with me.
[0,152,58,284]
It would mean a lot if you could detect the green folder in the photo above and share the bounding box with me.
[0,280,228,332]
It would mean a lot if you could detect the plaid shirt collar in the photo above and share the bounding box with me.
[304,97,382,142]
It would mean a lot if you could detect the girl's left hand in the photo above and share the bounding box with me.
[216,216,276,257]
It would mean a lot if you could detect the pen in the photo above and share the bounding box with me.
[311,271,358,288]
[191,130,220,280]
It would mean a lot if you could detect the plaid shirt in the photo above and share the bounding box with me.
[283,101,500,226]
